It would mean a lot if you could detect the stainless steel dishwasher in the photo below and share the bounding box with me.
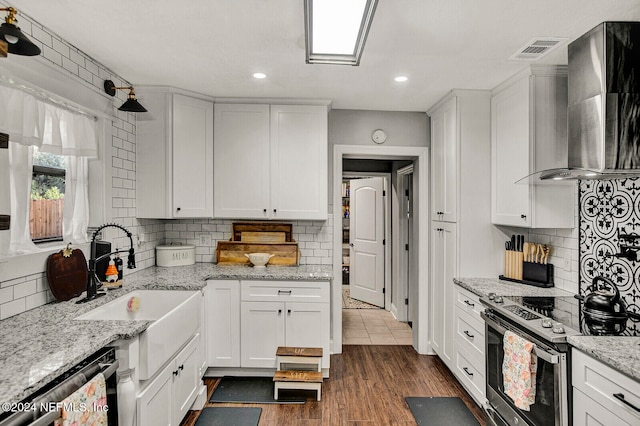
[0,347,119,426]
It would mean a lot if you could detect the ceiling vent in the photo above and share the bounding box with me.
[509,37,568,61]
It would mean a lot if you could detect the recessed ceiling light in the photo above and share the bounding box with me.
[394,76,408,82]
[253,72,267,79]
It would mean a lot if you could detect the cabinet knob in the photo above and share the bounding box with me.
[176,207,181,212]
[521,214,527,219]
[287,309,291,315]
[263,208,267,213]
[173,370,179,376]
[278,309,282,315]
[273,209,277,213]
[179,364,184,371]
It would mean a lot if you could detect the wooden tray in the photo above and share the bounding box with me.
[216,241,299,266]
[232,222,294,242]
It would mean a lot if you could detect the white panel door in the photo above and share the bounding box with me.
[284,302,330,369]
[172,94,214,217]
[491,77,531,226]
[214,104,270,218]
[270,105,328,220]
[240,301,285,368]
[349,177,385,307]
[206,280,240,367]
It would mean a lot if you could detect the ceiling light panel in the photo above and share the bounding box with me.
[305,0,379,66]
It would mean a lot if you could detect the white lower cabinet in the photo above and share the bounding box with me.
[452,284,486,406]
[239,280,330,370]
[137,334,201,426]
[572,349,640,426]
[206,280,241,367]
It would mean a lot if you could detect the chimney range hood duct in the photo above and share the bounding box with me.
[522,22,640,182]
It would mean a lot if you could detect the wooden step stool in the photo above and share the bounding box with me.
[276,346,323,372]
[273,370,323,401]
[274,346,324,401]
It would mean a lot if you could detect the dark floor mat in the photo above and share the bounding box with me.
[194,407,261,426]
[405,397,480,426]
[210,377,306,404]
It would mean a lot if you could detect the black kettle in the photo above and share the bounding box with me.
[584,276,626,314]
[582,276,630,335]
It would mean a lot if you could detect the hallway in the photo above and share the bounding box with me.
[342,308,413,345]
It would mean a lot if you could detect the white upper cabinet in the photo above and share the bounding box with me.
[213,104,271,219]
[136,89,214,218]
[214,103,328,220]
[491,66,575,228]
[430,96,458,223]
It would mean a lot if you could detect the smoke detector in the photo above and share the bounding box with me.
[509,37,568,61]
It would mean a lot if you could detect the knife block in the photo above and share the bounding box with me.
[523,262,554,287]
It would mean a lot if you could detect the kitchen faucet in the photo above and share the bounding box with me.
[76,223,136,304]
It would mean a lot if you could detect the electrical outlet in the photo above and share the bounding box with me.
[563,257,571,271]
[137,234,145,247]
[199,234,212,246]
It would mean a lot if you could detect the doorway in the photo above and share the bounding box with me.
[332,145,429,355]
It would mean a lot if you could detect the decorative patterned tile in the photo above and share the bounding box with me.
[579,179,640,336]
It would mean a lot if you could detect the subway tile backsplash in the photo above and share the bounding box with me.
[163,215,334,266]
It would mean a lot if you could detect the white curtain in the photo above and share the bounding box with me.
[8,143,38,254]
[0,84,98,253]
[63,156,90,244]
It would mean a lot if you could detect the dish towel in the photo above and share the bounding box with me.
[54,372,108,426]
[502,330,537,411]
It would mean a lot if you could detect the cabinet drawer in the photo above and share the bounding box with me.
[455,307,485,362]
[454,285,484,320]
[455,345,486,405]
[572,349,640,425]
[241,280,329,302]
[573,388,630,426]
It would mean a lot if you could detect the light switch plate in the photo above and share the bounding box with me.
[199,234,212,246]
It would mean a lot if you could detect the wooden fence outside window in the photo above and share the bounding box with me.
[30,198,63,240]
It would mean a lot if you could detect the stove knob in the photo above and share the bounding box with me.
[488,292,496,300]
[541,318,553,328]
[552,324,565,334]
[494,296,504,304]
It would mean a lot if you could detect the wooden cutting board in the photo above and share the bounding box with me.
[46,246,88,301]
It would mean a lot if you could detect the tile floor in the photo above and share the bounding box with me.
[342,308,413,345]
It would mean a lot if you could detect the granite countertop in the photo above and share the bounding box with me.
[453,277,575,298]
[0,263,332,411]
[454,277,640,383]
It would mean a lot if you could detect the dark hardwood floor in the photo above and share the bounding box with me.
[181,345,486,425]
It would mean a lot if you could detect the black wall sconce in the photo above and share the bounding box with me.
[0,7,41,56]
[103,80,147,112]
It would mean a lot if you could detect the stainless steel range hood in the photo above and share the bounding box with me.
[524,22,640,182]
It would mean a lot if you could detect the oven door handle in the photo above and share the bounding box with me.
[482,311,560,364]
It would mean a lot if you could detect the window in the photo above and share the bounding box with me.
[30,147,65,242]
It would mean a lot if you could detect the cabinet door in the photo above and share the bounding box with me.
[284,302,330,369]
[270,105,328,220]
[206,280,240,367]
[491,77,531,226]
[430,97,458,222]
[430,222,456,367]
[214,104,270,218]
[573,388,629,426]
[240,301,285,368]
[137,361,174,426]
[173,336,200,426]
[172,94,214,218]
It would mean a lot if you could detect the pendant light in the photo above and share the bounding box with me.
[0,7,41,56]
[103,80,147,113]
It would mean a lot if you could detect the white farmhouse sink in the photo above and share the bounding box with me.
[75,290,201,380]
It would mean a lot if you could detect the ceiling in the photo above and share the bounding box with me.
[9,0,640,112]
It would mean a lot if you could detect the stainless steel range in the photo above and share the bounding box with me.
[480,294,582,426]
